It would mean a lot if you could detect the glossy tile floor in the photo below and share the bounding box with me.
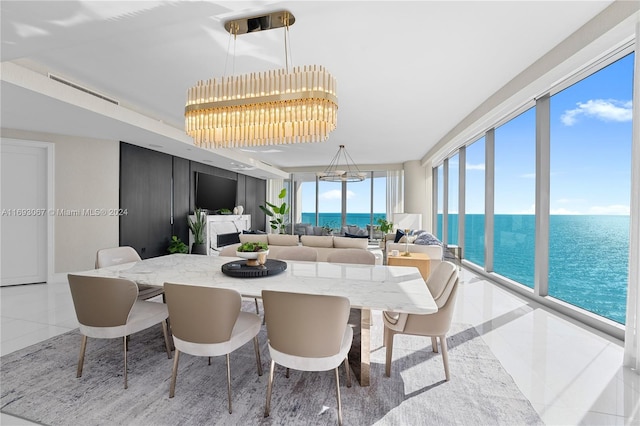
[1,268,638,425]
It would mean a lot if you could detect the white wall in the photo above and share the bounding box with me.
[403,160,431,231]
[1,129,119,274]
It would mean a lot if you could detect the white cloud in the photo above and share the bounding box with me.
[466,163,485,171]
[555,198,584,204]
[520,173,535,179]
[561,99,632,126]
[319,189,355,200]
[588,204,630,215]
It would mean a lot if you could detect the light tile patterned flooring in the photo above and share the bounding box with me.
[1,268,638,425]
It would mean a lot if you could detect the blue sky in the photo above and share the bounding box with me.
[458,52,634,215]
[302,53,634,216]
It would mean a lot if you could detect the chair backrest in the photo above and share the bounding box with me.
[67,274,138,327]
[164,283,241,344]
[262,290,350,358]
[274,246,318,262]
[326,249,375,265]
[425,261,458,309]
[95,246,141,268]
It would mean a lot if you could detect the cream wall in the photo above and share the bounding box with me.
[1,128,119,274]
[402,160,432,231]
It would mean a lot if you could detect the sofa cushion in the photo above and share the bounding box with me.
[268,234,299,246]
[301,235,334,248]
[333,236,368,249]
[239,234,269,244]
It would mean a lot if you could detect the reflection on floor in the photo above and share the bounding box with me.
[1,267,638,425]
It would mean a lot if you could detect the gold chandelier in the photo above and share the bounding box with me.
[185,11,338,149]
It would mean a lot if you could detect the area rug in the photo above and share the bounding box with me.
[1,308,542,425]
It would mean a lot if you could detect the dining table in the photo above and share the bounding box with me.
[75,253,437,386]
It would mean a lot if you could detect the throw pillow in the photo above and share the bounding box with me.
[394,229,405,243]
[414,232,443,246]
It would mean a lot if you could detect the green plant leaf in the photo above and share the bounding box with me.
[259,205,274,216]
[278,188,287,199]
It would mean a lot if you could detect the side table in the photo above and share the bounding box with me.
[387,252,431,281]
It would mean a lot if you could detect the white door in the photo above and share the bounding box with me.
[1,141,48,285]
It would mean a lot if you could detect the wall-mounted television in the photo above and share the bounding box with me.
[195,172,237,212]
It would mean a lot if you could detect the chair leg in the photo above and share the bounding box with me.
[254,297,260,315]
[226,353,232,414]
[334,367,343,426]
[440,335,450,381]
[253,336,263,376]
[264,360,276,418]
[286,368,290,378]
[161,320,172,359]
[385,327,395,377]
[169,349,180,398]
[77,335,87,378]
[344,357,352,388]
[431,336,439,353]
[123,336,128,389]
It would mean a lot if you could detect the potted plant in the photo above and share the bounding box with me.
[259,188,290,234]
[167,235,188,254]
[236,241,269,266]
[188,208,207,254]
[377,217,394,234]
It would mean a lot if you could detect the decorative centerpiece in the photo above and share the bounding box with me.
[236,242,269,266]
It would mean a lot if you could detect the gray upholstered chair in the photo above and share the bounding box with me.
[67,274,172,389]
[272,246,318,262]
[262,290,352,426]
[383,261,459,381]
[95,246,164,300]
[326,248,375,265]
[164,283,263,414]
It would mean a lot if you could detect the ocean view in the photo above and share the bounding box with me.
[443,214,629,324]
[302,212,629,324]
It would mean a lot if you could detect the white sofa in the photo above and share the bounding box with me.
[223,233,382,265]
[384,233,443,269]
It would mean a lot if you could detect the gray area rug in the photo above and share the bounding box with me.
[1,307,543,425]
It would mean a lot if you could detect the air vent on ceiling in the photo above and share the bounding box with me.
[48,74,119,105]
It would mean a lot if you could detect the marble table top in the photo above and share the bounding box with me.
[74,254,437,314]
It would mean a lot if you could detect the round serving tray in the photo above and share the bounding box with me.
[221,259,287,278]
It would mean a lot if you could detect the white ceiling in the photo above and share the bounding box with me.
[0,1,615,178]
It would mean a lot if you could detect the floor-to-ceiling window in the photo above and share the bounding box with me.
[494,107,536,287]
[448,153,459,245]
[294,172,388,236]
[436,164,444,240]
[549,52,634,324]
[465,137,485,267]
[433,43,635,330]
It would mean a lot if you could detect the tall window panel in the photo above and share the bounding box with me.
[317,180,343,232]
[346,176,372,231]
[494,107,536,287]
[465,137,486,267]
[549,53,633,324]
[299,178,317,226]
[436,165,444,240]
[448,153,459,245]
[372,172,387,226]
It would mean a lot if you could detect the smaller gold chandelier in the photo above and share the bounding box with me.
[317,145,366,182]
[185,11,338,148]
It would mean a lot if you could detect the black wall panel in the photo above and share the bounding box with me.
[120,143,172,258]
[120,142,269,257]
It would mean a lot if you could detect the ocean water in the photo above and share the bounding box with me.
[440,214,629,324]
[300,213,387,230]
